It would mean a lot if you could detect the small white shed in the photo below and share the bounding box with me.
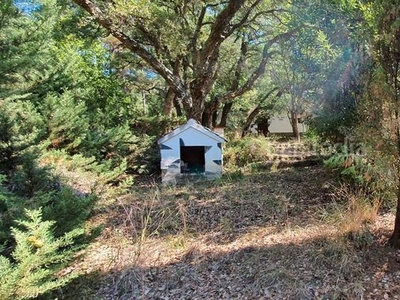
[157,119,226,184]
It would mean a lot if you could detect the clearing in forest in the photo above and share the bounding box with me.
[65,164,399,300]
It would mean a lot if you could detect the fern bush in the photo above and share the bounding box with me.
[324,148,394,201]
[0,209,83,300]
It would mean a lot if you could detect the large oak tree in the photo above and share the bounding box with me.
[70,0,297,126]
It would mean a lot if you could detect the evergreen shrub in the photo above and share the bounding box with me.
[1,150,96,244]
[306,103,358,144]
[0,209,83,300]
[127,134,159,175]
[0,100,46,173]
[43,92,89,152]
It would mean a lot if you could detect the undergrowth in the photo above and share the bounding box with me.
[324,147,395,203]
[55,139,393,299]
[321,184,380,249]
[224,136,275,168]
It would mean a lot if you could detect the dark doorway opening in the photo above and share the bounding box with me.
[180,146,205,174]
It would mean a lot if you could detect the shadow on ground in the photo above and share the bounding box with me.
[66,228,400,299]
[58,165,400,299]
[98,165,335,244]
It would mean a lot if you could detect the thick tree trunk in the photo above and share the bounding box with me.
[163,87,175,116]
[218,102,233,128]
[202,110,213,128]
[187,102,205,123]
[388,172,400,248]
[290,110,300,142]
[173,95,183,117]
[388,87,400,248]
[388,136,400,248]
[212,110,219,128]
[202,98,220,128]
[164,58,184,116]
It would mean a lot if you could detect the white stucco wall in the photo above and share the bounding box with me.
[269,113,306,134]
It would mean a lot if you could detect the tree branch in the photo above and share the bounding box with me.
[227,0,263,35]
[72,0,187,98]
[219,27,301,103]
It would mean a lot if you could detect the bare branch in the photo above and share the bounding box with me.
[227,0,263,35]
[189,4,206,58]
[219,27,301,103]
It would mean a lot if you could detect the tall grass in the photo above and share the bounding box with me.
[322,184,381,249]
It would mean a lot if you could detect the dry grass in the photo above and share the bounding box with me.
[322,184,383,249]
[57,164,400,300]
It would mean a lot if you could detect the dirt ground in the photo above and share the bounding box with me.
[62,165,400,300]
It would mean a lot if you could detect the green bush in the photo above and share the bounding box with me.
[40,188,96,237]
[1,189,94,244]
[84,125,134,157]
[224,136,275,167]
[0,112,15,172]
[306,92,358,144]
[324,148,394,201]
[324,151,368,184]
[127,134,159,175]
[10,151,58,198]
[0,209,83,300]
[0,150,96,245]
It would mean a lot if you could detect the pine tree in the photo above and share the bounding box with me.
[43,92,89,152]
[0,209,83,300]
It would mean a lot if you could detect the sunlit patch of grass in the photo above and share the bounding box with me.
[320,184,381,249]
[62,158,393,299]
[165,233,191,250]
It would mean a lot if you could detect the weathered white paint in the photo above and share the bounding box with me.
[158,119,226,185]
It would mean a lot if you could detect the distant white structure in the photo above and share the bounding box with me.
[157,119,226,185]
[268,113,306,134]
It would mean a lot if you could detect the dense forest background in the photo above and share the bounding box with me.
[2,0,400,298]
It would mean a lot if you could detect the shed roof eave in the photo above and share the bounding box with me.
[157,119,226,145]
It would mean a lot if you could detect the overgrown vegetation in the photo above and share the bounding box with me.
[324,148,395,202]
[56,162,397,299]
[2,0,400,298]
[224,136,275,168]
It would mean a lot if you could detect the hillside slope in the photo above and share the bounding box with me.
[62,165,398,299]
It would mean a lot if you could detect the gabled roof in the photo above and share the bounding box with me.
[157,119,226,145]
